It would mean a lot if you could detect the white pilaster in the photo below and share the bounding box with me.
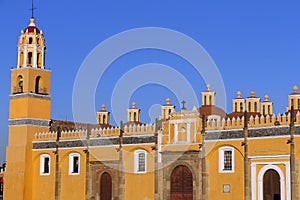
[33,46,37,68]
[41,47,45,69]
[174,124,178,143]
[187,123,191,143]
[17,47,20,68]
[23,46,27,68]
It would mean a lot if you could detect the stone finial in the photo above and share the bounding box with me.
[237,91,241,98]
[264,95,269,101]
[101,104,106,111]
[206,84,211,92]
[293,85,298,94]
[166,98,171,105]
[250,90,255,97]
[29,18,36,26]
[132,102,136,109]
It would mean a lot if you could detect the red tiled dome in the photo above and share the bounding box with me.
[24,18,40,34]
[24,26,40,34]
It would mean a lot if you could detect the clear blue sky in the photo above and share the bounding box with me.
[0,1,299,163]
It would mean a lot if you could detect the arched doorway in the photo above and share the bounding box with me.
[100,172,112,200]
[170,165,193,200]
[263,169,280,200]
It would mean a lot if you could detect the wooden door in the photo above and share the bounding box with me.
[263,169,280,200]
[170,165,193,200]
[100,172,112,200]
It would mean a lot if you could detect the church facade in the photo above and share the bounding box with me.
[4,17,300,200]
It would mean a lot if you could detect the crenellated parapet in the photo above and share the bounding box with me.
[91,127,120,137]
[35,129,88,141]
[123,124,156,136]
[35,131,57,141]
[34,123,156,142]
[206,111,300,130]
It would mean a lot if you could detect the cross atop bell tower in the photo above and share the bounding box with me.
[30,0,36,18]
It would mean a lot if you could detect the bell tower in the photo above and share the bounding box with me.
[161,98,175,120]
[201,84,216,106]
[4,17,51,200]
[127,102,140,122]
[96,104,110,125]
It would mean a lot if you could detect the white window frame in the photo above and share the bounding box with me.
[68,153,80,175]
[219,146,234,173]
[40,154,50,175]
[134,150,147,174]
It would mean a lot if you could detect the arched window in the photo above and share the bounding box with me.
[20,52,24,67]
[69,153,80,175]
[248,102,251,112]
[204,96,207,106]
[298,99,300,109]
[234,102,238,112]
[35,76,43,94]
[40,154,50,175]
[28,52,33,66]
[219,146,234,173]
[291,99,294,108]
[16,75,23,93]
[209,95,212,105]
[29,37,33,44]
[254,102,258,112]
[102,115,106,124]
[240,102,243,112]
[133,112,137,122]
[37,53,40,68]
[134,150,147,173]
[268,105,271,115]
[263,105,266,115]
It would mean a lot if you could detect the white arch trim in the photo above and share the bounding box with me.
[258,165,285,200]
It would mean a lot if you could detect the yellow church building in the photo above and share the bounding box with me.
[4,17,300,200]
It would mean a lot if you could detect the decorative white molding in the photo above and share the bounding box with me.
[134,150,147,174]
[68,153,80,175]
[249,155,290,159]
[251,161,290,200]
[40,154,50,176]
[218,146,235,173]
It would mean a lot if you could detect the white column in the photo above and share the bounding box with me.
[286,162,291,200]
[41,47,45,69]
[23,46,27,67]
[186,123,191,143]
[17,47,20,68]
[158,130,162,163]
[251,163,256,200]
[174,123,178,143]
[33,46,37,68]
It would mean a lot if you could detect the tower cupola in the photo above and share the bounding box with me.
[18,18,45,69]
[232,91,245,113]
[127,102,140,122]
[96,104,110,125]
[261,95,273,115]
[201,84,216,106]
[287,85,300,111]
[245,90,261,113]
[161,98,175,120]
